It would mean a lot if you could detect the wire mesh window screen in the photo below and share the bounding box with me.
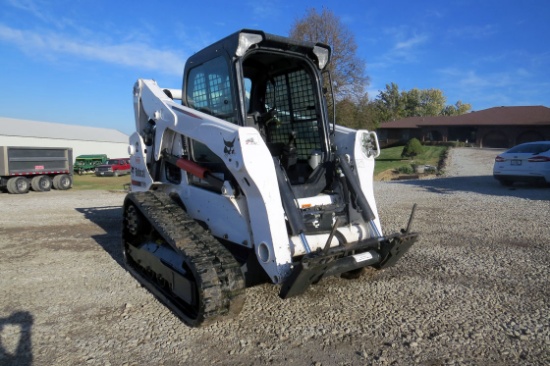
[186,56,237,124]
[266,69,322,159]
[208,75,234,120]
[186,57,236,164]
[189,73,207,109]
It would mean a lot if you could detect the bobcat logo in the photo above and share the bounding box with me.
[223,137,236,156]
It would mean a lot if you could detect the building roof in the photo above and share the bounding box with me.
[0,116,129,143]
[379,106,550,129]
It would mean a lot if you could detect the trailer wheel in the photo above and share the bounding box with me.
[31,175,52,192]
[7,177,30,194]
[53,174,72,190]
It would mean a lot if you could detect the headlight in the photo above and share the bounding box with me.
[313,45,331,70]
[236,32,263,57]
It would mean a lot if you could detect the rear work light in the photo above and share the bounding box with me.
[527,155,550,162]
[495,156,506,162]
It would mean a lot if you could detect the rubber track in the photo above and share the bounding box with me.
[123,190,245,326]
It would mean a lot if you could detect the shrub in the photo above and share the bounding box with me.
[396,165,414,174]
[401,138,424,158]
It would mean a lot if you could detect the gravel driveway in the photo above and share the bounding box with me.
[1,148,549,366]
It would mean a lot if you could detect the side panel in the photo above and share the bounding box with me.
[128,133,154,191]
[333,126,382,234]
[0,146,72,176]
[179,185,252,247]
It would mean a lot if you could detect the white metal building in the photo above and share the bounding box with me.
[0,117,129,160]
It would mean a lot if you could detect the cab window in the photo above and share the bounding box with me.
[186,56,236,124]
[185,56,233,166]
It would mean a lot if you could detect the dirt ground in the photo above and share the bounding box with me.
[1,148,549,366]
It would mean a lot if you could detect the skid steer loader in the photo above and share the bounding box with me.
[123,29,418,327]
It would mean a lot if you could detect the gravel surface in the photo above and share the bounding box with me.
[1,147,549,366]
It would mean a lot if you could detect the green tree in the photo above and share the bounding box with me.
[442,101,472,116]
[374,83,404,121]
[356,93,379,130]
[399,88,446,117]
[335,92,378,130]
[335,97,356,127]
[418,89,447,116]
[403,88,422,117]
[374,83,471,123]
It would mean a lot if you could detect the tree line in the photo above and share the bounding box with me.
[290,8,471,130]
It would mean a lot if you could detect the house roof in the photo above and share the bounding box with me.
[379,106,550,129]
[0,116,129,143]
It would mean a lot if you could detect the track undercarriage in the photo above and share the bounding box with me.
[122,190,245,327]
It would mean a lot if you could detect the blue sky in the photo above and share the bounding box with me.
[0,0,549,135]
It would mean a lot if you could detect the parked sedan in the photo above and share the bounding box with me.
[493,141,550,186]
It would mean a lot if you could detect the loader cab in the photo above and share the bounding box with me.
[182,29,333,187]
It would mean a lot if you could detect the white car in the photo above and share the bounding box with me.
[493,141,550,186]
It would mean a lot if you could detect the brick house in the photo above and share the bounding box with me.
[376,106,550,148]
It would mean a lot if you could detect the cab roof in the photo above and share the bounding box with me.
[185,29,331,70]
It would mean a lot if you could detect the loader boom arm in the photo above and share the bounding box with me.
[131,79,295,282]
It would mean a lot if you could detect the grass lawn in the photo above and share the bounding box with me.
[72,173,130,191]
[374,145,448,177]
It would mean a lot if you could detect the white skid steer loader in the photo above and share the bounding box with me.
[122,29,418,327]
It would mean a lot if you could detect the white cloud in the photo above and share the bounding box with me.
[0,24,185,75]
[248,0,282,19]
[371,26,430,65]
[438,67,528,90]
[394,34,429,51]
[516,68,531,78]
[447,24,498,40]
[5,0,46,20]
[5,0,78,30]
[436,66,549,109]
